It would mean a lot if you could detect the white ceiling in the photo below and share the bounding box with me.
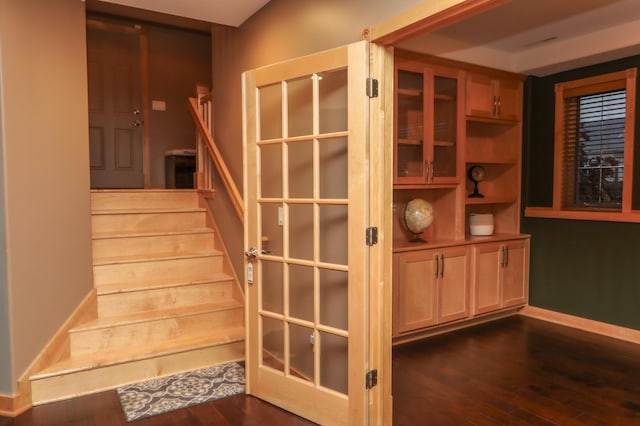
[92,0,640,76]
[397,0,640,76]
[94,0,270,27]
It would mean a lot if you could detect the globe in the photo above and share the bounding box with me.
[403,198,434,242]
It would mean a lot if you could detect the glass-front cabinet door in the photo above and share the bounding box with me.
[394,61,462,185]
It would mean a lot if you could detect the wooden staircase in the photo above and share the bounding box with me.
[29,189,244,405]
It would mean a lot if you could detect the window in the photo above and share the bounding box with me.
[561,87,626,210]
[526,68,638,222]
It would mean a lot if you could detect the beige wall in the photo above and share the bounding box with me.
[0,0,93,394]
[210,0,422,279]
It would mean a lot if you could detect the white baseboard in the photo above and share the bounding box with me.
[520,305,640,345]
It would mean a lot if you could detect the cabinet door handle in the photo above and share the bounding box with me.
[439,254,445,278]
[430,160,434,182]
[500,246,509,268]
[424,160,433,183]
[492,95,497,117]
[500,246,506,267]
[434,253,439,278]
[496,96,502,117]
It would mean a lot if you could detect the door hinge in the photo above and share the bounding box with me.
[366,78,379,98]
[366,227,378,246]
[366,369,378,389]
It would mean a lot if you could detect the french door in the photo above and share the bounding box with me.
[242,40,372,425]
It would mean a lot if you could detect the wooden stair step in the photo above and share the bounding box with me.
[96,273,234,295]
[92,227,213,240]
[91,189,199,211]
[93,249,222,266]
[93,254,224,287]
[69,302,243,355]
[96,278,235,317]
[33,326,245,379]
[71,300,242,332]
[91,209,208,234]
[91,228,215,262]
[30,327,245,405]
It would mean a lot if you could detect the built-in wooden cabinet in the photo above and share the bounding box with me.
[474,238,529,315]
[466,71,522,122]
[392,50,529,341]
[393,246,470,335]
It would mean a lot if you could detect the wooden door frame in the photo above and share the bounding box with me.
[86,18,151,188]
[363,0,509,46]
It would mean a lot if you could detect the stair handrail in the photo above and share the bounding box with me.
[188,93,244,223]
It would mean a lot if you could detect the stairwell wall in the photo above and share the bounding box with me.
[0,0,94,395]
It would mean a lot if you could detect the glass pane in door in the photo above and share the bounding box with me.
[319,69,348,134]
[288,76,313,137]
[261,143,282,198]
[289,264,314,322]
[262,316,284,373]
[320,332,348,394]
[289,140,313,199]
[259,83,282,140]
[289,323,315,383]
[319,137,348,199]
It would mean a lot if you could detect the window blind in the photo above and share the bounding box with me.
[562,89,626,209]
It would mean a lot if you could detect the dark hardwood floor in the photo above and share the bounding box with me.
[2,315,640,425]
[393,316,640,425]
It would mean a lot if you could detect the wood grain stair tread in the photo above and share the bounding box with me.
[96,274,234,295]
[92,227,214,240]
[31,326,245,380]
[92,207,207,215]
[93,250,223,266]
[70,301,243,333]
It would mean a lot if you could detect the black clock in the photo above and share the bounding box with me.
[468,165,486,198]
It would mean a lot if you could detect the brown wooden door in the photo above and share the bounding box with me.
[87,23,145,188]
[243,41,371,425]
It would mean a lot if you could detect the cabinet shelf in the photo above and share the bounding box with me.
[393,183,457,190]
[466,158,516,165]
[434,140,455,147]
[398,88,422,97]
[465,195,517,205]
[397,138,423,146]
[434,94,455,102]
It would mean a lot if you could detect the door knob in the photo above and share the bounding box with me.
[244,247,259,259]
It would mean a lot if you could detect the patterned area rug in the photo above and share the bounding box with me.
[116,362,245,422]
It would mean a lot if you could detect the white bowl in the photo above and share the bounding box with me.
[469,213,494,236]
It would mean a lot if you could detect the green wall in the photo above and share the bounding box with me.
[523,55,640,330]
